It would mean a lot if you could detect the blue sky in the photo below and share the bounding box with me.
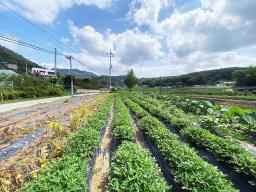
[0,0,256,77]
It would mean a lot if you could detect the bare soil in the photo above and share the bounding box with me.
[0,94,101,191]
[131,116,147,148]
[236,139,256,158]
[0,95,96,147]
[90,105,113,192]
[186,96,256,108]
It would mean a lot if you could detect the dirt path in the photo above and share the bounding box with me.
[0,95,105,192]
[236,140,256,158]
[131,116,146,148]
[0,95,96,146]
[90,105,113,192]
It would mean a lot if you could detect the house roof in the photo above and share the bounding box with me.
[0,70,19,75]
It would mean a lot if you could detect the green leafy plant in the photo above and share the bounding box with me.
[181,127,256,184]
[107,142,169,192]
[21,96,113,191]
[124,97,237,191]
[112,96,135,143]
[21,155,87,192]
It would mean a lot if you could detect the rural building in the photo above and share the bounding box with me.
[0,62,18,70]
[6,63,18,70]
[216,81,235,87]
[31,67,55,77]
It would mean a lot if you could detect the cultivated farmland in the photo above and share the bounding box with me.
[1,92,256,192]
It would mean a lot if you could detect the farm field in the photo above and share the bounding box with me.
[1,1,256,191]
[130,87,256,108]
[1,92,255,192]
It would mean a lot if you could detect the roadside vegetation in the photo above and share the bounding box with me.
[0,95,107,191]
[21,96,112,191]
[0,75,64,101]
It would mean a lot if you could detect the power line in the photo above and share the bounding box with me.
[71,56,98,74]
[0,29,49,49]
[77,0,96,27]
[0,2,100,75]
[0,34,99,74]
[30,0,54,23]
[0,35,64,56]
[0,1,72,52]
[30,0,78,53]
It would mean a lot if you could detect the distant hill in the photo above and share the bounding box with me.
[0,45,97,78]
[0,45,40,74]
[0,45,248,87]
[140,67,244,87]
[57,68,97,78]
[92,75,125,87]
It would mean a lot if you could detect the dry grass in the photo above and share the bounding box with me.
[0,94,108,192]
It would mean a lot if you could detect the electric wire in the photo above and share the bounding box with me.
[0,2,100,74]
[0,35,64,55]
[0,1,73,53]
[77,0,95,27]
[0,35,99,74]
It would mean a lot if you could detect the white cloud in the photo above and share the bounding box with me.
[127,0,173,27]
[2,0,256,77]
[132,50,256,77]
[157,0,256,57]
[68,22,163,75]
[109,29,163,65]
[69,21,111,55]
[60,37,70,45]
[1,0,114,24]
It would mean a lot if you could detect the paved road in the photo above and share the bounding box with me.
[0,93,98,113]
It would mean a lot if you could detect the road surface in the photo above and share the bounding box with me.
[0,93,98,113]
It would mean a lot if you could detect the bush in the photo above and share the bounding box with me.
[0,87,64,101]
[47,87,64,96]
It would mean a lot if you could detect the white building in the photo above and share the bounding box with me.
[31,68,55,77]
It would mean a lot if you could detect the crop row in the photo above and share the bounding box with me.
[21,96,113,191]
[123,96,237,191]
[152,93,256,141]
[111,96,135,143]
[132,94,256,185]
[130,95,191,130]
[182,127,256,186]
[107,96,169,191]
[107,141,169,191]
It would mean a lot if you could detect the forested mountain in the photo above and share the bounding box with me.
[57,68,97,78]
[92,75,125,87]
[0,45,40,74]
[140,67,245,87]
[232,66,256,86]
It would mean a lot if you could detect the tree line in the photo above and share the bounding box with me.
[140,67,256,87]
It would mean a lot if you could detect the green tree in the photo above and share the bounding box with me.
[124,69,138,90]
[232,66,256,86]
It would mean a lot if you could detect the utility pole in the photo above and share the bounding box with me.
[105,49,114,92]
[25,63,28,75]
[66,55,74,96]
[54,48,57,77]
[159,76,162,93]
